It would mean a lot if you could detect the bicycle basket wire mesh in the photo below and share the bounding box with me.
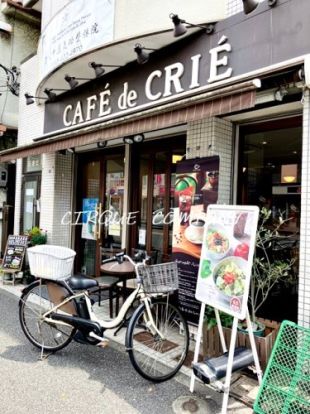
[27,245,76,281]
[136,262,178,294]
[254,320,310,414]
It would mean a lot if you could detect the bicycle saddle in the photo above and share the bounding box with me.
[68,275,98,290]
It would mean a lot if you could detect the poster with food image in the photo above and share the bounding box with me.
[195,205,259,319]
[172,156,220,324]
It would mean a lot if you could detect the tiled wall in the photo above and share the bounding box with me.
[40,152,74,247]
[187,117,233,204]
[299,90,310,327]
[14,55,44,235]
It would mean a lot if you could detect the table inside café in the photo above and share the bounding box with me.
[100,260,136,299]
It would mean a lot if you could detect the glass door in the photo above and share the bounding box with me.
[22,174,41,233]
[131,137,186,262]
[75,152,124,276]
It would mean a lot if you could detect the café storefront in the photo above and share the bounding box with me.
[1,0,309,324]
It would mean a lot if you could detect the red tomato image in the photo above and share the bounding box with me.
[234,243,249,260]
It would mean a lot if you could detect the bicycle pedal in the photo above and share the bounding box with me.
[97,339,109,348]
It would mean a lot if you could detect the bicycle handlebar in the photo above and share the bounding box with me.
[101,251,151,266]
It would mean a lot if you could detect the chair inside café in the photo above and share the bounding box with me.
[96,247,125,318]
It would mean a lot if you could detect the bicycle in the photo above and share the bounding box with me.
[19,245,189,382]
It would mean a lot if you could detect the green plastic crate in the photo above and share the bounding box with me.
[254,320,310,414]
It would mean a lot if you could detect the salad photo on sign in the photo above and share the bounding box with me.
[195,205,259,319]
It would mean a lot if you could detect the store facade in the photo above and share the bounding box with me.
[1,0,310,326]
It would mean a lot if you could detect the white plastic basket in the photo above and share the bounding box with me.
[27,245,76,280]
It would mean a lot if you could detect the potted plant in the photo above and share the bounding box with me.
[26,226,47,246]
[241,207,296,335]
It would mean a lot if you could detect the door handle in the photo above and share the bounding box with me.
[96,202,102,240]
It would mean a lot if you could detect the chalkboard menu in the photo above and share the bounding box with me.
[2,235,29,272]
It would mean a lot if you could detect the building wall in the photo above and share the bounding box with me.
[14,54,44,235]
[0,7,40,128]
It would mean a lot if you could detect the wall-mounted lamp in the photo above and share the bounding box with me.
[44,88,68,101]
[97,140,107,149]
[134,44,156,65]
[242,0,259,14]
[24,92,47,105]
[64,74,92,89]
[123,133,145,144]
[67,148,75,154]
[242,0,277,14]
[281,164,297,184]
[169,13,215,37]
[89,62,121,78]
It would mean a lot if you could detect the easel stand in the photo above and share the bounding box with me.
[190,303,263,414]
[1,268,19,285]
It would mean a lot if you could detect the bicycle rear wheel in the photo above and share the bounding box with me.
[126,299,189,382]
[19,279,76,352]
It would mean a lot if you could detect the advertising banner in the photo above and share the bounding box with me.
[81,198,98,240]
[195,205,259,319]
[172,156,219,324]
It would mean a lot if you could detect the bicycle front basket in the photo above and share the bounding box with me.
[136,262,178,294]
[27,244,76,280]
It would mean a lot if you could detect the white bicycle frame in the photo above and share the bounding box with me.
[41,255,165,340]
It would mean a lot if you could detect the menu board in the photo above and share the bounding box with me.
[195,205,259,319]
[2,235,29,272]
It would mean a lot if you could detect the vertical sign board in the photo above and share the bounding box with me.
[2,235,29,272]
[196,205,259,319]
[172,156,219,324]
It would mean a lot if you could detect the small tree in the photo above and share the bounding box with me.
[249,207,296,325]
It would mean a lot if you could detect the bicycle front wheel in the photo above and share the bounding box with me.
[126,300,189,382]
[19,279,76,352]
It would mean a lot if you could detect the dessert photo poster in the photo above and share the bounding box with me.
[172,156,220,324]
[195,205,259,319]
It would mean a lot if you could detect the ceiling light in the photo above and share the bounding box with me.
[274,86,288,101]
[169,13,215,37]
[97,141,107,148]
[67,148,75,154]
[281,164,297,184]
[123,134,145,144]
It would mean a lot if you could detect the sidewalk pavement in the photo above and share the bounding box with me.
[0,279,259,413]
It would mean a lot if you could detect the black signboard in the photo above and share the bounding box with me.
[2,235,28,272]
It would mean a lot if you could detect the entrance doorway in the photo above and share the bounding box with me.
[75,150,125,276]
[129,136,186,262]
